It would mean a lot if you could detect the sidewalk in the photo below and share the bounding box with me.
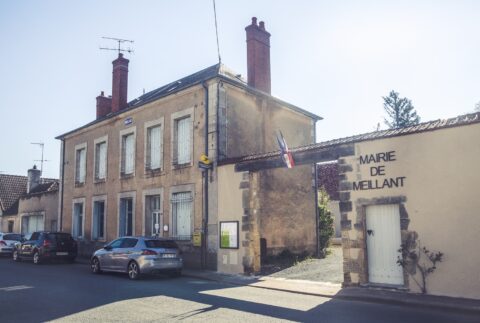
[182,269,480,315]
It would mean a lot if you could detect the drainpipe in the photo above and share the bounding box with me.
[59,139,65,232]
[201,81,209,269]
[313,122,320,258]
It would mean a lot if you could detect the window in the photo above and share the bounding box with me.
[92,200,105,240]
[146,123,163,171]
[50,220,57,232]
[7,221,14,233]
[171,192,193,239]
[121,238,138,248]
[121,132,135,175]
[94,140,107,180]
[21,214,44,235]
[73,202,84,239]
[174,117,191,165]
[75,144,87,184]
[119,197,133,236]
[108,238,124,249]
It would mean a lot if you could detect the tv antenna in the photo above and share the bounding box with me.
[100,37,134,55]
[31,142,49,176]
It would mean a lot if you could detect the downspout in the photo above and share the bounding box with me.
[201,81,209,269]
[59,139,65,232]
[313,121,320,258]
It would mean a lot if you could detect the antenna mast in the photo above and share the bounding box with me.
[31,142,49,176]
[100,37,134,55]
[212,0,221,64]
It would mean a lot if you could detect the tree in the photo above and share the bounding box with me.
[383,90,420,129]
[318,188,334,258]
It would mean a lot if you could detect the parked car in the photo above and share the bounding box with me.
[0,233,24,257]
[90,236,183,280]
[13,231,77,264]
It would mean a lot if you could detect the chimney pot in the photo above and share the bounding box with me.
[252,17,257,25]
[259,21,265,30]
[100,91,104,96]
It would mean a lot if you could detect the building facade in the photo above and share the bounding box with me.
[57,18,320,270]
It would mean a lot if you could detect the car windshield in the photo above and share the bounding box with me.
[3,234,22,241]
[145,240,178,249]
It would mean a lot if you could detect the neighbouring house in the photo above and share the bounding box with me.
[0,166,59,235]
[232,112,480,300]
[56,17,321,271]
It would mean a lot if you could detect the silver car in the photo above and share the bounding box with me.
[90,236,183,280]
[0,233,23,256]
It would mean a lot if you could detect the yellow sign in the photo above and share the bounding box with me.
[193,232,202,247]
[199,154,211,165]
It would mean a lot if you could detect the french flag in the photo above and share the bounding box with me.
[276,131,295,169]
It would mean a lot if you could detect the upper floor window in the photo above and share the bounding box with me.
[145,119,163,172]
[75,143,87,185]
[175,117,191,165]
[120,128,136,176]
[94,137,108,181]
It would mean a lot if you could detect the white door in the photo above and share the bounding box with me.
[366,204,403,285]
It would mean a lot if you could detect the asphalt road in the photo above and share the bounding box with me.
[0,257,478,323]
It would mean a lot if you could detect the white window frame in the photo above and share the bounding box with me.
[119,127,136,177]
[91,195,107,241]
[93,136,108,181]
[74,142,87,185]
[142,188,164,237]
[169,184,195,240]
[117,191,136,237]
[72,198,86,240]
[20,212,45,235]
[144,118,164,172]
[171,107,194,168]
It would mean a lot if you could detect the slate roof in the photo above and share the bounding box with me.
[56,64,321,139]
[231,112,480,164]
[0,175,58,215]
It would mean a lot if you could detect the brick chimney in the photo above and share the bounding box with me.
[27,165,41,194]
[245,17,271,94]
[96,91,112,119]
[111,53,129,113]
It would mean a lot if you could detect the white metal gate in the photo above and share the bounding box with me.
[366,204,403,285]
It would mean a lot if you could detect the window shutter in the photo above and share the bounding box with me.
[79,149,86,183]
[149,126,161,169]
[176,117,191,164]
[98,142,106,179]
[172,192,192,238]
[123,134,134,174]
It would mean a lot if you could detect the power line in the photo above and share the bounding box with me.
[212,0,221,64]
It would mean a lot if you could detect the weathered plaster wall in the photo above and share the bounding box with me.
[18,191,58,232]
[341,123,480,299]
[258,165,317,256]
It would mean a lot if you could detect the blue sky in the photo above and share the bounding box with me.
[1,0,479,178]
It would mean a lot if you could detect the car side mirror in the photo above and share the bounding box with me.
[104,245,112,251]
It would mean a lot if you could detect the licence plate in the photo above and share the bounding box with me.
[56,252,68,256]
[161,253,176,258]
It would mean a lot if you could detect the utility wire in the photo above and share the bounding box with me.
[213,0,221,64]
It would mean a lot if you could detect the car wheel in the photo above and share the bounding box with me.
[13,250,21,262]
[91,257,102,274]
[33,251,41,265]
[127,261,141,280]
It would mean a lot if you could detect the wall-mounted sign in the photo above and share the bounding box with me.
[220,221,239,249]
[124,117,133,126]
[353,150,406,191]
[193,232,202,247]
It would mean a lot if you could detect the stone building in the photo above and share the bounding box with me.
[56,18,320,270]
[0,166,59,235]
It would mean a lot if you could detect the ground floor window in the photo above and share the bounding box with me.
[73,202,84,239]
[21,214,44,235]
[171,192,193,239]
[93,200,105,240]
[8,221,14,233]
[119,198,133,236]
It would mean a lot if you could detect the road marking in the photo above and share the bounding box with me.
[0,285,34,292]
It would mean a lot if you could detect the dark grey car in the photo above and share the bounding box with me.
[90,237,183,280]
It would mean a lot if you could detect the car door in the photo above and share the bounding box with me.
[99,238,124,270]
[112,238,138,272]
